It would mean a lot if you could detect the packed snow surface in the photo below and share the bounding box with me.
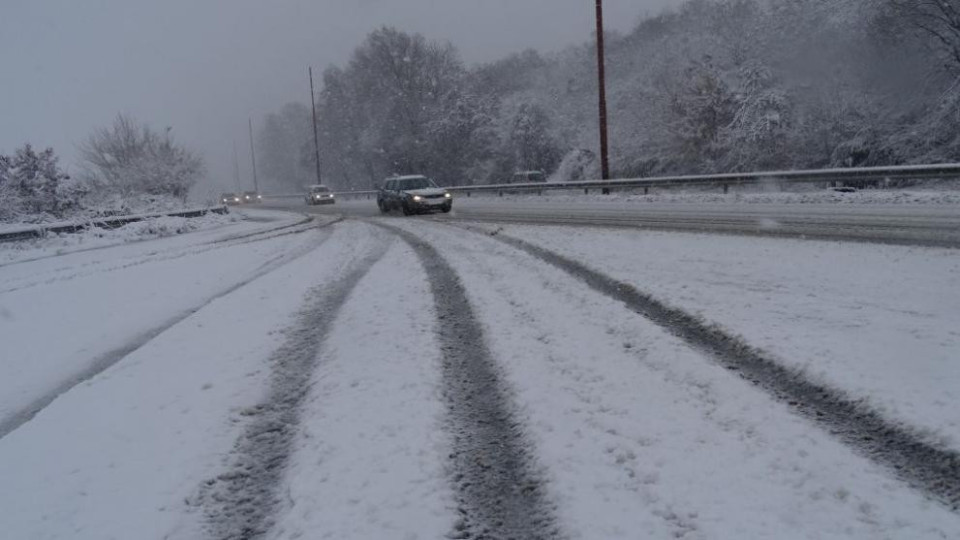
[385,219,960,539]
[268,239,455,539]
[0,209,323,429]
[0,221,371,539]
[1,210,958,539]
[475,223,960,451]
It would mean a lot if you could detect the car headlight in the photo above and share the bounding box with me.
[329,194,334,198]
[444,192,452,198]
[412,195,423,202]
[233,197,240,202]
[257,195,262,199]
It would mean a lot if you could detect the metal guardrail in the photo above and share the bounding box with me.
[0,206,229,244]
[275,163,960,200]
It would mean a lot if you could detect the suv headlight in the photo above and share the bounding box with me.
[412,195,423,202]
[444,192,452,198]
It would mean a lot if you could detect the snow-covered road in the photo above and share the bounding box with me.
[1,208,958,539]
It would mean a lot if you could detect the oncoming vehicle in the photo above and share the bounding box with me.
[241,191,262,204]
[220,192,241,205]
[305,185,335,205]
[511,170,546,184]
[377,175,452,215]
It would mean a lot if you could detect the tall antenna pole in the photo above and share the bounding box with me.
[309,67,323,185]
[595,0,611,182]
[248,118,259,192]
[232,140,241,192]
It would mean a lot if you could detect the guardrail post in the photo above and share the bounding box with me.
[644,187,649,195]
[467,191,471,198]
[499,190,503,197]
[584,188,589,195]
[723,183,729,194]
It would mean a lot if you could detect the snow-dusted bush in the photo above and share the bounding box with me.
[0,144,86,223]
[79,114,204,203]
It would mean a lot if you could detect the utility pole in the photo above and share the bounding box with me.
[595,0,611,184]
[308,67,323,186]
[232,140,242,192]
[248,118,260,192]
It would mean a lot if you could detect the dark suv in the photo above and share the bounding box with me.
[305,185,335,205]
[378,176,452,215]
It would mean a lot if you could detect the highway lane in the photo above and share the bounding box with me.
[264,196,960,247]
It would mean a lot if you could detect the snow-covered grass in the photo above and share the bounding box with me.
[386,220,960,539]
[475,224,960,452]
[0,222,379,539]
[0,207,316,266]
[0,211,239,265]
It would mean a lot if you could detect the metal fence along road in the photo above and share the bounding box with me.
[289,162,960,199]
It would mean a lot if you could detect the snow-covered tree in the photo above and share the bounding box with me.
[258,0,960,185]
[0,144,84,222]
[722,63,794,171]
[508,103,562,174]
[79,114,204,202]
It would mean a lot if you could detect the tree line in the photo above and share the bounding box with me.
[257,0,960,192]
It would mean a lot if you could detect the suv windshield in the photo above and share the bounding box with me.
[397,177,436,190]
[310,186,329,193]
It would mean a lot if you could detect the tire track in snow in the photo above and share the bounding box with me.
[0,223,337,441]
[197,227,391,540]
[463,225,960,511]
[375,223,561,540]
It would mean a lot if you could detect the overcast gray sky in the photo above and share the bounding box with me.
[1,0,681,192]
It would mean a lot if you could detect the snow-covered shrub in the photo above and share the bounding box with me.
[79,114,204,203]
[0,144,86,223]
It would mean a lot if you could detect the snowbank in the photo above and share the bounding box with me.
[0,211,239,265]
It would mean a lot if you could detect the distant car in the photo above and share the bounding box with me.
[221,192,242,205]
[241,191,262,204]
[378,175,452,215]
[305,185,335,205]
[511,170,546,184]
